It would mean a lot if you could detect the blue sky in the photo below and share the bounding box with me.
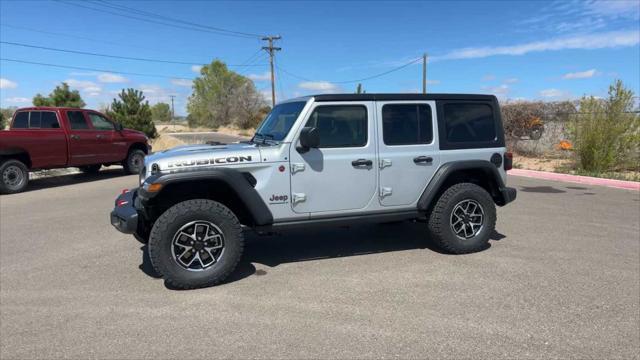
[1,0,639,115]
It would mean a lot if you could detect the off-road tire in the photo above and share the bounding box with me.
[0,159,29,194]
[148,199,244,289]
[427,182,496,254]
[79,164,101,174]
[123,149,145,175]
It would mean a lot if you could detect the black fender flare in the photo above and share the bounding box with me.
[417,160,509,211]
[138,168,273,226]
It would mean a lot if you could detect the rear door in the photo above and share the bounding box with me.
[65,110,101,166]
[376,101,440,207]
[289,102,377,214]
[9,111,67,168]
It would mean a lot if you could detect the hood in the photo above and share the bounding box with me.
[145,142,261,172]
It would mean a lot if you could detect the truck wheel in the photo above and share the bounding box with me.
[0,159,29,194]
[427,183,496,254]
[148,199,244,289]
[79,164,101,174]
[123,149,145,175]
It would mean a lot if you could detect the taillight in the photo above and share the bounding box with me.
[504,152,513,171]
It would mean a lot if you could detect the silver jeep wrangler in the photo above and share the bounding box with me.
[111,93,516,289]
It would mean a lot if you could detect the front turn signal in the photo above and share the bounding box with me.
[145,183,163,192]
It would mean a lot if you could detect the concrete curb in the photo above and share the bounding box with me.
[509,169,640,191]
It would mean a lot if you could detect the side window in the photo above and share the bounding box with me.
[28,111,42,128]
[67,111,90,130]
[304,105,367,148]
[12,112,29,128]
[444,103,496,143]
[40,112,60,129]
[382,104,433,145]
[88,113,114,131]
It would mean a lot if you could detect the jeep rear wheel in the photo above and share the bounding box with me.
[0,159,29,194]
[427,183,496,254]
[148,199,244,289]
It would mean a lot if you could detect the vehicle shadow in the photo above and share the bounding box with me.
[138,222,506,289]
[18,168,129,194]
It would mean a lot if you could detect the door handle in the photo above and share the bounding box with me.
[70,134,80,140]
[351,159,372,167]
[413,156,433,164]
[96,134,105,139]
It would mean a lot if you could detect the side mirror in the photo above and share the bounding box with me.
[296,127,320,153]
[115,123,124,131]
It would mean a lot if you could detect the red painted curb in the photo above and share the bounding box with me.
[509,169,640,191]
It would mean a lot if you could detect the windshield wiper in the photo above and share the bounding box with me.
[253,132,275,145]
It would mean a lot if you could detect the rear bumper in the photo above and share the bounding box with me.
[110,190,138,234]
[500,186,517,205]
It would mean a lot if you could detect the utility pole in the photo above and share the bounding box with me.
[169,95,175,119]
[262,35,281,107]
[422,53,428,94]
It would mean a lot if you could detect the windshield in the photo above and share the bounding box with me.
[254,101,307,142]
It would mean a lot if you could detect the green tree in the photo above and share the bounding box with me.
[106,89,157,138]
[151,102,172,123]
[32,82,86,107]
[355,83,365,94]
[187,59,266,129]
[0,107,17,129]
[570,80,639,172]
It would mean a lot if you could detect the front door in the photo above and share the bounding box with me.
[289,102,377,214]
[65,110,101,166]
[376,101,440,206]
[85,112,128,163]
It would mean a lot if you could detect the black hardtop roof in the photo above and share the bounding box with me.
[312,93,497,102]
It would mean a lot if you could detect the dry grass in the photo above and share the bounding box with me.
[514,155,639,181]
[155,124,254,138]
[151,134,185,151]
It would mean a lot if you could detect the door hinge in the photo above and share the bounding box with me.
[291,163,305,174]
[379,159,392,169]
[379,187,393,198]
[292,193,307,204]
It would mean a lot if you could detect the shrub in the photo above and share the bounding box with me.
[570,80,639,172]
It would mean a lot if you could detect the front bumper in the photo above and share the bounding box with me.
[110,190,138,234]
[500,186,517,205]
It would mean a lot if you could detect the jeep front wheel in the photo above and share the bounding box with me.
[427,183,496,254]
[148,199,244,289]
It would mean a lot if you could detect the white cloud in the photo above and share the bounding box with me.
[539,88,572,99]
[482,84,511,97]
[432,30,640,61]
[0,78,17,89]
[97,73,128,83]
[69,71,99,76]
[504,78,519,83]
[562,69,597,79]
[65,79,102,95]
[4,97,29,103]
[138,84,176,104]
[248,72,271,82]
[298,81,341,93]
[191,65,203,73]
[170,78,193,87]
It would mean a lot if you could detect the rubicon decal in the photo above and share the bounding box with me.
[167,155,253,168]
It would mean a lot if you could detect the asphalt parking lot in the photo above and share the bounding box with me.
[0,171,638,359]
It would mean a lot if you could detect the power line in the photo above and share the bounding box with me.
[276,56,423,85]
[0,40,267,67]
[92,0,265,39]
[0,58,193,80]
[54,0,262,40]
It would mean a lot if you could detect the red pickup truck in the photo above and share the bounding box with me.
[0,107,150,194]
